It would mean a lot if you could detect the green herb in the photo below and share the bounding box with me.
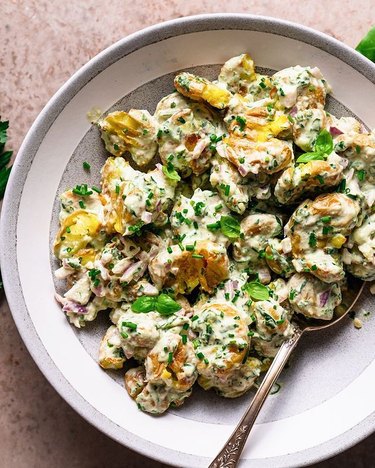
[72,184,93,196]
[245,282,270,301]
[193,201,205,216]
[171,102,176,108]
[296,129,333,164]
[185,244,195,251]
[192,315,199,321]
[235,116,246,131]
[357,169,366,181]
[122,321,137,331]
[321,216,331,224]
[224,184,230,196]
[92,186,102,193]
[316,175,325,185]
[207,221,221,230]
[355,26,375,62]
[311,265,318,271]
[309,232,317,248]
[196,352,205,360]
[162,162,181,183]
[323,225,333,235]
[337,178,346,193]
[289,289,297,301]
[314,129,333,155]
[181,334,187,344]
[177,117,186,124]
[167,246,172,254]
[296,152,325,163]
[192,253,203,259]
[83,161,91,170]
[115,184,120,194]
[88,268,101,287]
[168,352,173,364]
[155,294,181,316]
[0,120,13,200]
[220,215,241,239]
[79,200,86,209]
[131,296,157,313]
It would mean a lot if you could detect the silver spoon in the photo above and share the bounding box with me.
[210,275,364,468]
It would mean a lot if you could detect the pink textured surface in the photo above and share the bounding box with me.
[0,2,374,467]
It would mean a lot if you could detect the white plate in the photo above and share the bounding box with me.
[1,14,375,467]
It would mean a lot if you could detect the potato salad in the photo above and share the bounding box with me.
[53,53,375,414]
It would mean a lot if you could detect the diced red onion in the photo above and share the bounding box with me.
[238,165,248,177]
[319,290,330,307]
[289,106,298,117]
[141,211,153,224]
[62,300,88,315]
[329,126,343,136]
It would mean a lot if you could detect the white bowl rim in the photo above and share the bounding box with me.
[1,13,375,467]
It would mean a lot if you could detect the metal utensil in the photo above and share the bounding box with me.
[210,275,365,468]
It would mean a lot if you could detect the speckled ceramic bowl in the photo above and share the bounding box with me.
[1,14,375,468]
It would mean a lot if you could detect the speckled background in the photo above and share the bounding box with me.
[0,1,374,467]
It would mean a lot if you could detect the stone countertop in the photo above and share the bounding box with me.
[0,1,374,467]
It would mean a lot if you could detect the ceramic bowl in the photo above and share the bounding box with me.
[1,14,375,468]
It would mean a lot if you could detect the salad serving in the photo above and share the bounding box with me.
[53,53,375,414]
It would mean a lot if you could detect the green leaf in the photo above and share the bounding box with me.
[162,162,181,183]
[314,129,333,155]
[0,166,12,198]
[356,26,375,62]
[220,215,241,239]
[155,294,181,316]
[0,120,9,145]
[131,296,156,313]
[245,282,270,301]
[296,152,326,164]
[0,150,12,170]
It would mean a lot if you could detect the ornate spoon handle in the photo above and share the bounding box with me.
[209,327,303,468]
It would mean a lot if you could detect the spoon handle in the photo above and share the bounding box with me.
[209,327,303,468]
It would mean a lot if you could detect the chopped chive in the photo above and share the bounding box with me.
[168,352,173,364]
[207,221,221,230]
[122,321,137,331]
[192,254,203,259]
[83,161,91,170]
[321,216,331,223]
[185,244,195,251]
[167,246,172,254]
[92,186,102,193]
[196,352,205,360]
[79,200,86,209]
[192,315,199,321]
[115,184,120,194]
[181,334,187,344]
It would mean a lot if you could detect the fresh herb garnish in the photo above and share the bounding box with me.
[245,282,270,301]
[220,215,241,239]
[355,26,375,62]
[131,294,181,316]
[73,184,93,196]
[0,120,13,199]
[296,129,333,164]
[162,162,181,184]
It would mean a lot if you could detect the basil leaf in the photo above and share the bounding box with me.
[162,162,181,183]
[296,152,326,164]
[131,296,156,313]
[220,215,241,239]
[356,26,375,63]
[245,282,270,301]
[314,129,333,156]
[155,294,181,316]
